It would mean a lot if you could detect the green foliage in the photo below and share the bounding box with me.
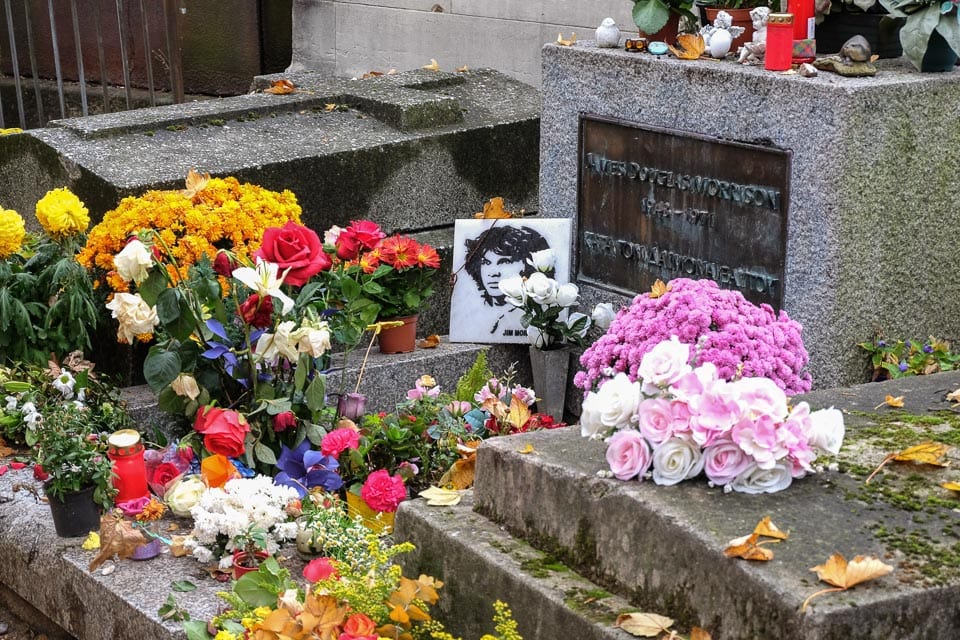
[630,0,698,35]
[233,557,295,607]
[879,0,960,71]
[455,350,494,402]
[858,335,960,381]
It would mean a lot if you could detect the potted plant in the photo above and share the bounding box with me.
[231,525,272,578]
[879,0,959,70]
[629,0,700,40]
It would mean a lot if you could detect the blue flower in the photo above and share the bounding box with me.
[274,439,343,497]
[923,344,934,354]
[899,361,909,372]
[877,340,886,348]
[904,340,912,349]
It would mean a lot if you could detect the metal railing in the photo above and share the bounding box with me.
[0,0,185,129]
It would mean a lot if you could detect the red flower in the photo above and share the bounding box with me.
[213,251,237,277]
[150,462,183,495]
[176,444,195,465]
[360,469,406,513]
[379,235,419,269]
[358,252,380,274]
[340,613,377,640]
[416,243,441,269]
[522,414,565,431]
[321,427,360,458]
[336,234,361,261]
[254,221,331,286]
[239,293,274,328]
[484,414,501,434]
[9,461,26,470]
[32,464,49,481]
[345,220,385,250]
[303,557,338,582]
[193,406,250,458]
[273,411,297,433]
[0,465,8,477]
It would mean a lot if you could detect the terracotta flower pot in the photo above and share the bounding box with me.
[232,551,270,579]
[377,314,418,354]
[345,491,396,534]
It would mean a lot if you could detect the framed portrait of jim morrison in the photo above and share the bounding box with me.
[448,218,572,343]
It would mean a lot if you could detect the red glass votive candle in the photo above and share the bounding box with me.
[765,13,795,72]
[107,429,149,503]
[789,0,815,41]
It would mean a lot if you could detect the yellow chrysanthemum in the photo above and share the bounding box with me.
[0,208,26,259]
[35,187,89,238]
[213,631,239,640]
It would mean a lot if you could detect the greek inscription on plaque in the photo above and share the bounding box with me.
[577,115,790,309]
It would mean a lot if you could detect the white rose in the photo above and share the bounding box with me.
[497,275,526,307]
[806,407,845,455]
[256,320,299,364]
[295,323,332,358]
[166,475,206,517]
[637,336,692,394]
[323,225,342,245]
[580,391,607,438]
[171,374,200,401]
[527,326,554,349]
[730,376,788,421]
[555,283,579,308]
[730,461,793,494]
[526,248,556,273]
[105,292,159,344]
[524,272,559,306]
[596,373,642,429]
[591,303,616,331]
[652,437,705,486]
[114,239,153,284]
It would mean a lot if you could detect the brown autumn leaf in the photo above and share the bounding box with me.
[556,32,577,46]
[417,334,441,349]
[690,628,713,640]
[263,78,296,94]
[724,533,774,562]
[181,167,211,198]
[615,612,674,637]
[169,535,190,557]
[298,593,349,640]
[438,441,481,489]
[456,65,469,72]
[88,512,147,571]
[668,33,706,60]
[865,440,951,483]
[753,516,789,540]
[474,196,514,219]
[0,438,13,458]
[947,387,960,405]
[324,103,337,112]
[422,59,440,71]
[942,481,960,492]
[801,553,893,611]
[362,71,384,79]
[649,279,671,298]
[873,394,905,410]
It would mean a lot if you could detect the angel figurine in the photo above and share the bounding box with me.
[737,6,770,64]
[699,10,744,58]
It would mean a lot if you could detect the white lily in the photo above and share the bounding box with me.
[232,259,294,316]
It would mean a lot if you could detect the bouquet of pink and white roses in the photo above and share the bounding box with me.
[580,337,844,494]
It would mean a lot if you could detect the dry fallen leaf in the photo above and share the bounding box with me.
[518,443,536,454]
[947,387,960,405]
[89,512,147,571]
[417,334,441,349]
[690,628,713,640]
[0,439,13,458]
[753,516,789,540]
[615,612,674,637]
[668,33,706,60]
[724,533,774,561]
[422,59,440,71]
[649,279,672,299]
[474,196,514,219]
[181,167,210,198]
[801,553,893,611]
[419,485,463,506]
[865,440,951,484]
[556,32,577,46]
[942,481,960,492]
[263,78,296,95]
[438,441,481,490]
[873,394,905,410]
[324,103,337,112]
[456,65,469,72]
[362,70,384,79]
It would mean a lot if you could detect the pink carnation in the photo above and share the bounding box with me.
[360,470,406,512]
[321,428,360,458]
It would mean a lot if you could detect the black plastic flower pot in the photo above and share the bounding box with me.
[45,484,101,538]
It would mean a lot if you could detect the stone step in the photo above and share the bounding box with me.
[467,371,960,639]
[395,492,635,640]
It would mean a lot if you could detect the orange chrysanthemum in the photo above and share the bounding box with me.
[379,235,419,269]
[417,243,441,269]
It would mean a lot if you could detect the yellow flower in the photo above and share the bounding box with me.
[0,208,25,258]
[213,631,239,640]
[35,187,89,238]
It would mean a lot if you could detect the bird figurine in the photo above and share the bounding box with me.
[596,18,621,48]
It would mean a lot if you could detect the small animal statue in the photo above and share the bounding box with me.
[595,17,621,48]
[811,34,877,76]
[840,35,872,64]
[699,10,745,58]
[737,6,770,64]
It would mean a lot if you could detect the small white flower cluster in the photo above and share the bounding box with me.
[186,475,300,563]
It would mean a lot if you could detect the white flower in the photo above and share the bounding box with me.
[595,373,642,429]
[497,275,526,307]
[171,374,200,401]
[166,475,206,517]
[278,589,304,614]
[806,406,845,455]
[652,437,705,486]
[113,239,153,285]
[191,546,214,564]
[565,312,590,338]
[294,321,332,358]
[21,401,36,415]
[730,461,793,494]
[527,248,556,273]
[52,371,76,399]
[105,292,159,344]
[580,391,607,438]
[524,272,559,306]
[255,320,300,365]
[527,326,554,349]
[4,396,17,411]
[591,303,616,331]
[637,336,692,394]
[555,282,579,308]
[323,225,343,245]
[232,258,294,316]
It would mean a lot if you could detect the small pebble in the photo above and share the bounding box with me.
[799,63,818,77]
[0,621,9,635]
[101,561,116,576]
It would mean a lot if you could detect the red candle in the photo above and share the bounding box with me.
[107,429,149,503]
[789,0,815,40]
[765,13,795,72]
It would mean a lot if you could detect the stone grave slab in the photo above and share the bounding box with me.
[470,370,960,639]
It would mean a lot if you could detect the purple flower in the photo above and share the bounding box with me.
[899,361,909,372]
[274,439,343,497]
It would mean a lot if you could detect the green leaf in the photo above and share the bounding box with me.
[340,277,361,300]
[233,572,278,608]
[304,420,326,445]
[138,270,168,307]
[255,441,278,465]
[182,619,211,640]
[632,0,671,35]
[143,348,182,393]
[305,374,327,413]
[294,353,309,390]
[171,580,197,592]
[157,385,188,414]
[156,288,195,342]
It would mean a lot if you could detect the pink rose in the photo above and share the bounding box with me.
[637,398,679,445]
[730,376,788,422]
[360,469,406,512]
[605,430,652,481]
[193,406,250,458]
[303,557,338,582]
[344,220,385,250]
[321,427,360,458]
[637,336,692,394]
[254,221,331,286]
[703,439,753,486]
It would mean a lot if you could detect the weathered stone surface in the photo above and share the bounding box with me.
[471,370,960,639]
[539,41,960,389]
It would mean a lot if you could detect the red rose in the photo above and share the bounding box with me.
[32,464,49,481]
[194,406,250,458]
[176,444,195,465]
[360,469,406,513]
[320,427,359,458]
[213,251,237,277]
[150,462,183,496]
[303,557,338,583]
[239,293,273,328]
[254,221,331,286]
[335,234,360,261]
[346,220,385,250]
[273,411,297,433]
[340,613,377,640]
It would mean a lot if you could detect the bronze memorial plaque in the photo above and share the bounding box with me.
[577,115,790,309]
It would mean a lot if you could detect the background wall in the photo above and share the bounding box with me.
[291,0,635,87]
